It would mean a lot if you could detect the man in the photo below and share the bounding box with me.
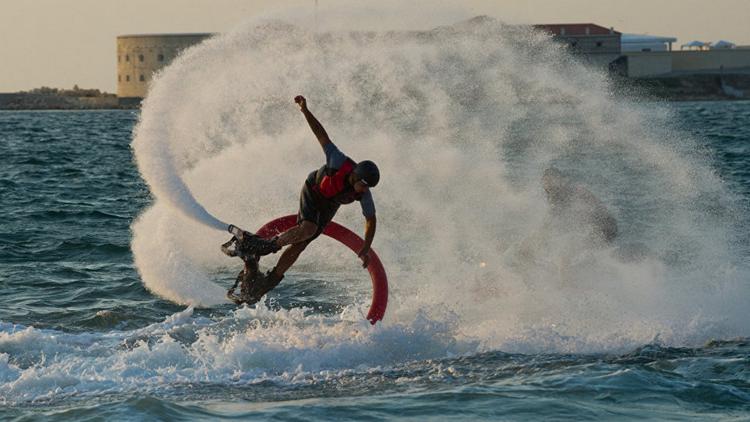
[227,95,380,303]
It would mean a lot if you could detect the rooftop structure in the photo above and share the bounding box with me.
[622,34,678,52]
[534,23,619,36]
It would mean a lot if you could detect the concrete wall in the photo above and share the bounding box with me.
[550,34,621,69]
[625,48,750,77]
[625,52,673,77]
[671,49,750,72]
[117,34,213,99]
[584,53,624,68]
[561,34,621,55]
[622,42,671,52]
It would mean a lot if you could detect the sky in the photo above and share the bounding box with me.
[1,0,749,93]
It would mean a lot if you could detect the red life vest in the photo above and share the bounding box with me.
[313,159,361,204]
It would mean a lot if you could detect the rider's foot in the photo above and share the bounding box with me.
[245,235,281,256]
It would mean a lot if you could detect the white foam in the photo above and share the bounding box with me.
[0,307,473,404]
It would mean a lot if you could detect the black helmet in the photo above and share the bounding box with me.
[353,160,380,187]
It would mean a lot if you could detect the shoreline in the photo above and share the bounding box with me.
[0,92,134,111]
[2,72,749,111]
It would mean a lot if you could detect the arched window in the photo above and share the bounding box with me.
[125,54,130,62]
[158,54,164,62]
[126,75,130,82]
[139,74,145,82]
[139,54,144,62]
[118,75,121,82]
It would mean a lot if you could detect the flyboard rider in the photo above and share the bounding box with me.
[222,95,380,304]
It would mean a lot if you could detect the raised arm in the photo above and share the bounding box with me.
[357,191,377,268]
[295,95,331,150]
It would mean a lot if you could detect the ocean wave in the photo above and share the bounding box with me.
[1,308,748,408]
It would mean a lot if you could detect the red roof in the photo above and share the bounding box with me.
[534,23,620,36]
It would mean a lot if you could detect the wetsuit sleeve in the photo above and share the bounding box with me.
[359,191,376,218]
[323,142,348,169]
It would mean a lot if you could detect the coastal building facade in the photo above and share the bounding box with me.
[533,23,622,68]
[624,46,750,77]
[116,33,213,105]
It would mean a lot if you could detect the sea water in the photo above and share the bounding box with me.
[1,17,750,421]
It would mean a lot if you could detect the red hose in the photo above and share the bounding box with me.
[256,215,388,324]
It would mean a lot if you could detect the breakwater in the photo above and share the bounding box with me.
[0,93,122,110]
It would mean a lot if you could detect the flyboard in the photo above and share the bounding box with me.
[221,214,388,325]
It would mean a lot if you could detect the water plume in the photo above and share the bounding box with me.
[131,7,749,351]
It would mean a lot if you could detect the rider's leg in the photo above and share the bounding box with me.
[276,220,318,247]
[270,239,311,278]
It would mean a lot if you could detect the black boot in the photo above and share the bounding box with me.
[239,234,281,257]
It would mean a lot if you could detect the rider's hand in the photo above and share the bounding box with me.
[294,95,307,111]
[358,248,370,268]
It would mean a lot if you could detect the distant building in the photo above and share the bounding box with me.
[117,33,213,105]
[622,34,677,52]
[711,40,737,50]
[117,23,627,104]
[533,23,622,67]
